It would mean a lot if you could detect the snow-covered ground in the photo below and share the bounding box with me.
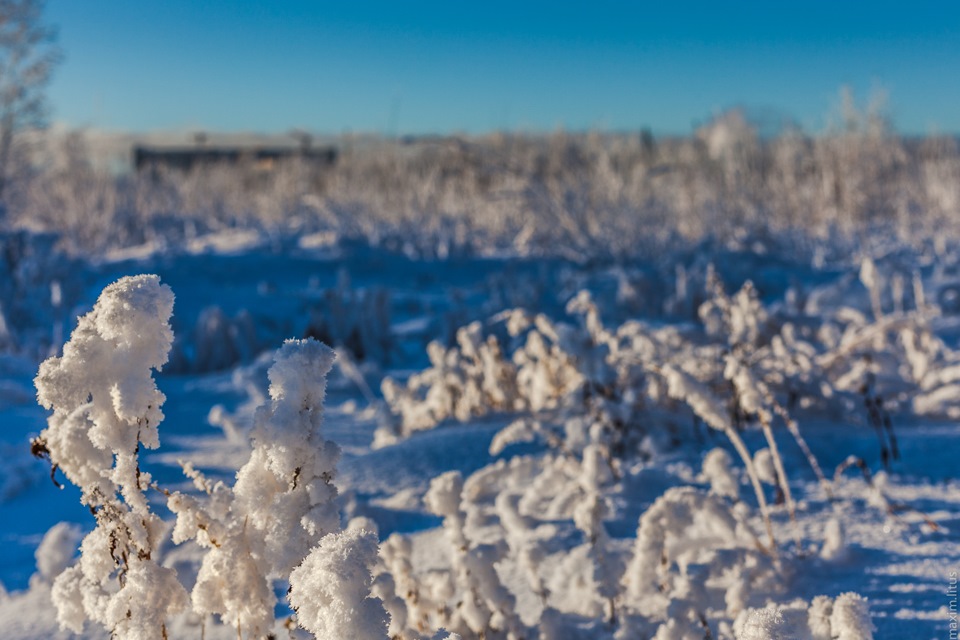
[0,233,958,639]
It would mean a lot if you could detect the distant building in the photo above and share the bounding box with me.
[132,138,337,173]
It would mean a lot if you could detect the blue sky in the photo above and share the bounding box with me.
[46,1,960,135]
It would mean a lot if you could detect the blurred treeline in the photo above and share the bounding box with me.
[5,105,959,262]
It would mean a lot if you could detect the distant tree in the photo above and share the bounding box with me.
[0,0,60,214]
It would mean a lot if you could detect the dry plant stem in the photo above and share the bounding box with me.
[869,288,883,323]
[772,401,832,498]
[867,394,899,464]
[833,456,872,486]
[699,612,714,640]
[758,416,801,546]
[723,425,777,554]
[886,502,940,532]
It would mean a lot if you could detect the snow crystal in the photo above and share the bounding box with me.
[737,605,785,640]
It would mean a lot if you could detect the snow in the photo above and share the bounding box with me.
[0,231,958,638]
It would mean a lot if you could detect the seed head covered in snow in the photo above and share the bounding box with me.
[820,518,847,562]
[732,594,873,640]
[701,448,740,500]
[829,592,874,640]
[34,274,174,509]
[724,355,773,424]
[807,595,833,640]
[737,604,786,640]
[662,364,731,432]
[754,448,778,486]
[288,528,389,640]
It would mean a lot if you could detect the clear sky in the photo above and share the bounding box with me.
[45,1,960,136]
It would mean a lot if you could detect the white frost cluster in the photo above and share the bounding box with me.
[734,592,874,640]
[235,338,341,574]
[288,528,389,640]
[737,604,786,640]
[701,448,740,500]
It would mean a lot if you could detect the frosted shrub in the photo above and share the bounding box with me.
[12,124,960,260]
[167,338,342,637]
[567,443,619,622]
[378,321,518,445]
[33,274,189,639]
[383,291,631,454]
[899,324,960,420]
[378,532,434,636]
[494,492,549,605]
[235,338,341,573]
[698,275,768,348]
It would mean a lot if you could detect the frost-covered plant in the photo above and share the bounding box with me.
[33,274,189,639]
[494,492,550,606]
[379,320,518,445]
[733,592,874,640]
[288,528,390,640]
[167,338,342,637]
[378,531,436,637]
[33,274,391,637]
[571,443,621,624]
[423,471,527,639]
[383,291,634,457]
[619,481,778,637]
[699,272,769,349]
[660,364,778,550]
